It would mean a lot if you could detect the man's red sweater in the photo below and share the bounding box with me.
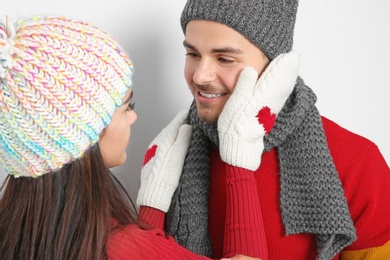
[135,116,390,259]
[208,117,390,259]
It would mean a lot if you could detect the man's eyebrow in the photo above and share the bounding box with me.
[183,40,197,51]
[183,40,243,55]
[123,90,133,104]
[211,47,243,54]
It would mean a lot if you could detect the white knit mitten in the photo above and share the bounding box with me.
[137,110,192,212]
[218,51,300,170]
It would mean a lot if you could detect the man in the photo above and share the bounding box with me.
[137,1,390,259]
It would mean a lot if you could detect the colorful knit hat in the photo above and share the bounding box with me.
[181,0,299,60]
[0,13,133,177]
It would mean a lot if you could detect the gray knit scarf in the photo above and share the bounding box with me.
[166,77,356,260]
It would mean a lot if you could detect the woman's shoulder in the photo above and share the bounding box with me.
[107,224,165,259]
[106,224,208,259]
[108,224,168,247]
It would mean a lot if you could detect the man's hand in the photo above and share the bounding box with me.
[218,51,300,170]
[137,110,192,212]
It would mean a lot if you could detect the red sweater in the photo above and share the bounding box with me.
[119,116,390,259]
[106,223,210,259]
[207,117,390,259]
[107,165,266,259]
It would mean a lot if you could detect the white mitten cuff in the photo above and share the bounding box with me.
[136,170,178,212]
[219,133,264,171]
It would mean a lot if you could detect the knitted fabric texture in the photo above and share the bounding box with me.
[180,0,299,60]
[0,15,133,177]
[166,79,356,259]
[165,101,217,257]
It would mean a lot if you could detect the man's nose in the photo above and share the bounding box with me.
[192,58,217,85]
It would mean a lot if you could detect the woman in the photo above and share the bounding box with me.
[0,13,260,260]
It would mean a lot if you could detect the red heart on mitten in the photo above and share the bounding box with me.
[256,106,276,134]
[143,145,158,167]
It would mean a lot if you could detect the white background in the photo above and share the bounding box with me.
[1,0,389,201]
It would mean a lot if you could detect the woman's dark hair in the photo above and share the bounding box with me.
[0,144,138,260]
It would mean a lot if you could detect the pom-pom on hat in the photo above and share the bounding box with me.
[0,13,133,177]
[180,0,299,60]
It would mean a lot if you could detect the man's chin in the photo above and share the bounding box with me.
[195,102,222,124]
[197,111,219,125]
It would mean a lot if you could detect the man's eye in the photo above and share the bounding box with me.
[219,57,235,64]
[185,52,199,58]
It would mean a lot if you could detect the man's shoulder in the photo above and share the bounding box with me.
[321,116,386,171]
[321,116,376,149]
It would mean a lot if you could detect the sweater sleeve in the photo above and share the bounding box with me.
[138,206,165,229]
[339,144,390,259]
[107,225,210,259]
[223,164,268,259]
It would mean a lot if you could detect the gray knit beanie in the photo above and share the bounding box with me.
[181,0,299,60]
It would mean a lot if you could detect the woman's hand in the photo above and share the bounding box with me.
[136,110,192,212]
[218,51,300,171]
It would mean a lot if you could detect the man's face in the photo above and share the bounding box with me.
[184,20,270,124]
